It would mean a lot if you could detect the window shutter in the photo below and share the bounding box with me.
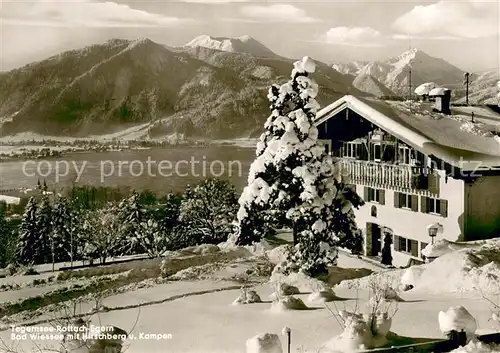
[411,195,419,212]
[440,199,448,217]
[394,192,400,208]
[379,190,385,205]
[394,235,400,251]
[421,196,428,213]
[411,240,419,257]
[399,193,406,208]
[420,242,428,258]
[364,187,369,201]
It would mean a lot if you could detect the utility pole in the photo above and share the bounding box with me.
[409,67,412,100]
[408,35,413,112]
[464,72,471,106]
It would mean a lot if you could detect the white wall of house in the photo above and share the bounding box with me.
[351,169,465,267]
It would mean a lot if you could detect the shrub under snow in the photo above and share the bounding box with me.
[233,286,262,305]
[400,265,426,288]
[246,333,283,353]
[307,288,337,303]
[324,310,392,352]
[270,264,330,293]
[271,296,308,312]
[438,306,477,340]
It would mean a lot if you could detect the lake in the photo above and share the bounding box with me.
[0,145,257,194]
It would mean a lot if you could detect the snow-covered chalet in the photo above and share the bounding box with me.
[315,95,500,267]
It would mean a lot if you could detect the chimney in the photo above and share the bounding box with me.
[429,88,451,115]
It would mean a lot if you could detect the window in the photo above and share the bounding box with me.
[421,196,448,217]
[319,140,332,155]
[394,192,418,212]
[374,143,381,162]
[369,188,379,202]
[394,235,419,257]
[400,193,412,209]
[428,198,441,214]
[364,187,385,204]
[399,146,409,164]
[399,236,408,252]
[399,146,416,165]
[343,142,359,158]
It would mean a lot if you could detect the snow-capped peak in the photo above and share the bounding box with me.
[184,34,276,57]
[388,48,427,67]
[185,35,236,52]
[238,35,252,42]
[331,48,464,96]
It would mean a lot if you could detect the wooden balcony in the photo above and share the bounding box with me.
[337,158,437,194]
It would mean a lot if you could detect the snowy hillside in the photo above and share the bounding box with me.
[352,74,395,97]
[455,69,500,104]
[332,49,466,96]
[0,37,357,138]
[185,34,278,58]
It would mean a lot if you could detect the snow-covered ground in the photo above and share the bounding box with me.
[2,239,500,353]
[2,279,497,353]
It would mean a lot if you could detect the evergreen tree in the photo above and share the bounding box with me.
[0,214,17,267]
[232,56,363,276]
[18,197,40,265]
[36,196,52,264]
[51,197,73,262]
[153,193,183,232]
[117,193,145,255]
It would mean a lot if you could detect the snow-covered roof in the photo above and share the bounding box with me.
[429,87,450,96]
[315,95,500,172]
[414,82,438,96]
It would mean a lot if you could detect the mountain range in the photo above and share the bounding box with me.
[0,36,497,139]
[0,36,359,139]
[332,48,469,97]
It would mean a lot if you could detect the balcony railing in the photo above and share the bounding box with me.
[337,158,432,192]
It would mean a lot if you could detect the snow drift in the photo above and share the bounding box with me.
[450,339,500,353]
[345,238,500,295]
[438,306,477,339]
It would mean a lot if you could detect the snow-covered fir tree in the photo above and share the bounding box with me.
[36,196,52,264]
[0,211,16,267]
[117,193,145,255]
[232,56,363,275]
[138,219,168,258]
[18,197,40,265]
[51,197,73,262]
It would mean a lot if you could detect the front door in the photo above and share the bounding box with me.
[366,222,382,256]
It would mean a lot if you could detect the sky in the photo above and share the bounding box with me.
[0,0,499,73]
